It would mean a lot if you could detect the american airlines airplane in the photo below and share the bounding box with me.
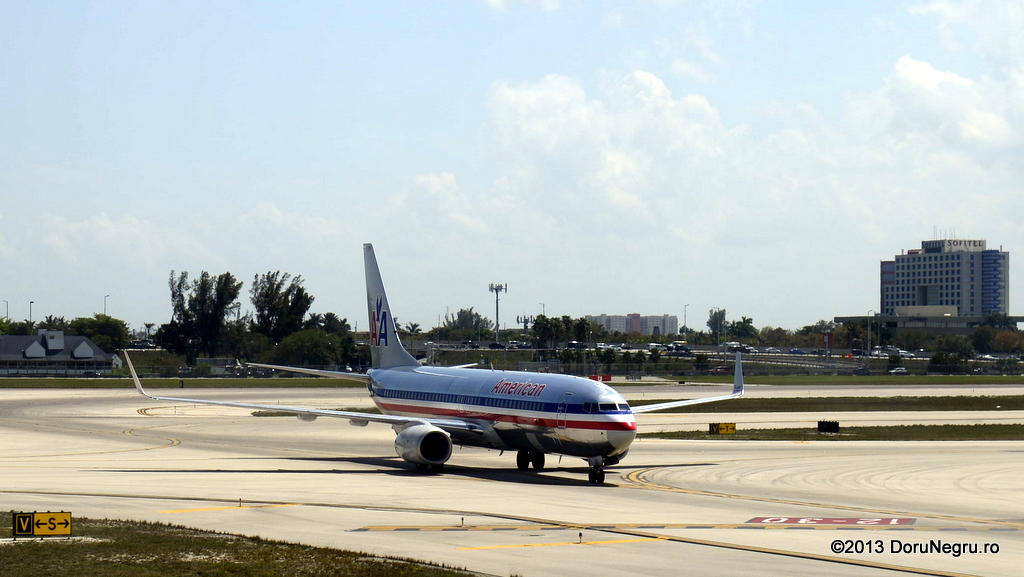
[127,243,744,484]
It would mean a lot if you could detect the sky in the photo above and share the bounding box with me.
[2,0,1022,336]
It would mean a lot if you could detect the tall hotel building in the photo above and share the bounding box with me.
[880,239,1009,317]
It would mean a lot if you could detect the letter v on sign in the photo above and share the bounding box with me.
[14,513,33,536]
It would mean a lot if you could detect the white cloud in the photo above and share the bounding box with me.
[485,0,560,12]
[40,213,212,272]
[409,172,488,232]
[488,70,741,239]
[848,55,1017,150]
[911,0,1024,63]
[672,58,710,83]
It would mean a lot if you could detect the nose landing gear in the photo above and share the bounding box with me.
[587,456,606,485]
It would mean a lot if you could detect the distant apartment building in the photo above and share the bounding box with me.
[587,314,679,336]
[880,239,1009,317]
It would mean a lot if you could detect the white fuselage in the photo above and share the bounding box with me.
[368,365,636,459]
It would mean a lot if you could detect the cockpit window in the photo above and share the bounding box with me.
[618,403,630,411]
[598,403,618,412]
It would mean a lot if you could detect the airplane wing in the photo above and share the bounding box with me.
[245,362,371,381]
[632,352,745,414]
[124,352,483,433]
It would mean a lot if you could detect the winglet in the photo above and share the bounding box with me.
[123,350,153,399]
[733,351,744,396]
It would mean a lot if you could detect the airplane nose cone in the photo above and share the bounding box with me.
[607,429,636,454]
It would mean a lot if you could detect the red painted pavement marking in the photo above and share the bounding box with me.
[747,517,915,525]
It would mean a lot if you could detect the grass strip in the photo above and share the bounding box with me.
[630,395,1024,413]
[0,378,366,389]
[668,374,1024,386]
[0,513,471,577]
[252,407,383,417]
[638,423,1024,441]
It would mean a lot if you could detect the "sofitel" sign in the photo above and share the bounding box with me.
[922,239,986,252]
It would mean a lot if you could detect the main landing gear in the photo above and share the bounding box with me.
[516,450,545,471]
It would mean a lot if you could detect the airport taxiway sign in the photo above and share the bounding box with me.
[12,511,72,537]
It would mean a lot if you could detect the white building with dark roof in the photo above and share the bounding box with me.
[0,330,119,376]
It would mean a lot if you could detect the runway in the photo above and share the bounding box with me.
[1,388,1021,576]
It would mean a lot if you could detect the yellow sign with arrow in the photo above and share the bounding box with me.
[12,511,72,537]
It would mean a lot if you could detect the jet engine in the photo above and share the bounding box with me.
[394,424,452,466]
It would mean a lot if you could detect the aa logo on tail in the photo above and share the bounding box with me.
[371,296,389,347]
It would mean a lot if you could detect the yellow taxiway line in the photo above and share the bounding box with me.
[160,503,299,514]
[460,536,668,550]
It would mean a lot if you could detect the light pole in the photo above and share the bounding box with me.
[683,303,690,335]
[2,300,7,321]
[538,302,545,316]
[104,294,110,315]
[489,283,507,344]
[29,300,34,323]
[867,310,873,357]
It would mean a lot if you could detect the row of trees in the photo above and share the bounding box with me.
[3,281,1020,368]
[152,270,359,367]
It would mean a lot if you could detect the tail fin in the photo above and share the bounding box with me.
[364,243,420,369]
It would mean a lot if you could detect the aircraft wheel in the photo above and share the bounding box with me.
[516,450,531,471]
[530,452,545,471]
[588,468,605,484]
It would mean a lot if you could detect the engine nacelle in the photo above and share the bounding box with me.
[394,424,453,465]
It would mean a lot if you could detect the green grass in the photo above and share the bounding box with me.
[680,374,1024,385]
[638,424,1024,441]
[0,378,367,389]
[630,395,1024,413]
[252,407,382,417]
[0,513,471,577]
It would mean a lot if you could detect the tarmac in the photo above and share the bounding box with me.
[1,386,1021,576]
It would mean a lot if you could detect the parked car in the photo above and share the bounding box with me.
[789,348,806,355]
[888,367,908,375]
[708,366,732,375]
